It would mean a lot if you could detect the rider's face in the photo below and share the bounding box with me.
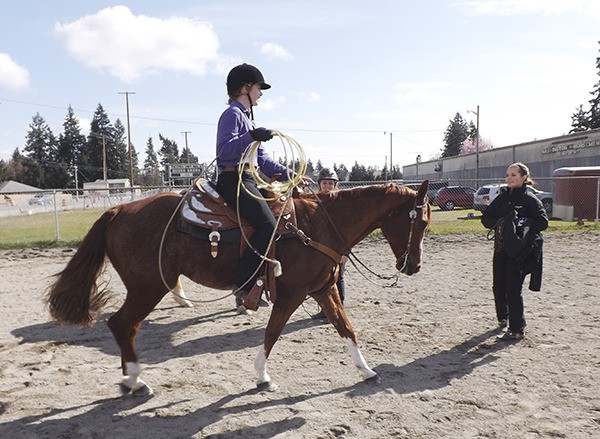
[319,179,337,192]
[248,83,263,106]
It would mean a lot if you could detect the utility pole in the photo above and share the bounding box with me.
[101,133,107,181]
[384,132,393,179]
[118,91,135,187]
[468,105,480,187]
[181,131,191,162]
[74,165,79,199]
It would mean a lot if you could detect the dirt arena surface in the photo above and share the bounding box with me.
[0,232,599,438]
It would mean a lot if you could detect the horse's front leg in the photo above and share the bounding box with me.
[253,293,306,391]
[314,287,377,381]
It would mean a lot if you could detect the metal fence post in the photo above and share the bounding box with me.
[53,190,61,242]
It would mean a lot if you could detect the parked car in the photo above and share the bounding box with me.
[473,184,506,212]
[28,193,53,206]
[473,184,553,216]
[431,186,476,210]
[403,181,448,201]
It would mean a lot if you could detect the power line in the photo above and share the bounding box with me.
[0,97,442,134]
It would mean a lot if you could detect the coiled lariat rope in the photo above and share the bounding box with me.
[233,130,308,291]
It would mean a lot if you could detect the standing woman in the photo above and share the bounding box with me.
[482,162,548,340]
[216,63,311,313]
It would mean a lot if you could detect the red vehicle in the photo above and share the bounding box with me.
[431,186,476,210]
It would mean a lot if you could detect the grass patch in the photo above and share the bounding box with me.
[428,208,599,234]
[0,209,105,249]
[0,206,598,250]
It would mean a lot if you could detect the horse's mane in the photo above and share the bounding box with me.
[297,183,414,206]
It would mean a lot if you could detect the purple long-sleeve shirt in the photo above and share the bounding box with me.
[216,101,289,178]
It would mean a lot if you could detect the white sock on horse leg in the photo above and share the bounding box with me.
[123,361,147,391]
[345,338,377,380]
[254,345,271,385]
[171,279,193,308]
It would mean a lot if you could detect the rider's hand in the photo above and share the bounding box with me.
[249,127,273,142]
[299,175,314,187]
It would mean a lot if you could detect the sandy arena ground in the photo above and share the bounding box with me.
[0,232,599,438]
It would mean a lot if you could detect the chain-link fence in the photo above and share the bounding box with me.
[1,176,599,247]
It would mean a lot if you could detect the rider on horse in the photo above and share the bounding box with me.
[215,63,312,314]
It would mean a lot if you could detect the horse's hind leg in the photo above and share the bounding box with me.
[107,289,164,396]
[313,287,377,381]
[171,276,194,308]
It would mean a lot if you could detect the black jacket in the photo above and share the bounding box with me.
[482,185,549,291]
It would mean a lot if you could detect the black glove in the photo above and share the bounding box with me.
[249,127,273,142]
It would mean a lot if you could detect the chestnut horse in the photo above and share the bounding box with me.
[45,181,430,396]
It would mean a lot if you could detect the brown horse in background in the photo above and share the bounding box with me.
[45,181,430,396]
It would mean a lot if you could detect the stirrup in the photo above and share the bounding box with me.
[242,276,268,311]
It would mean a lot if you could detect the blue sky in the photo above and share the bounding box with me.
[1,0,599,171]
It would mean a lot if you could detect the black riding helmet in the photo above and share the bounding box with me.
[317,168,338,182]
[227,64,271,94]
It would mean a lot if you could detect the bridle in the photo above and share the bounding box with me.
[348,192,428,287]
[395,195,428,273]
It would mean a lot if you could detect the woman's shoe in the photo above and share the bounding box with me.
[498,330,524,341]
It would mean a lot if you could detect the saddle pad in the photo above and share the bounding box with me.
[180,179,297,233]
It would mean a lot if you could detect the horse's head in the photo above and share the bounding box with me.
[380,181,430,275]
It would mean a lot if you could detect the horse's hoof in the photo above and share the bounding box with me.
[177,300,194,308]
[132,384,154,397]
[237,305,253,315]
[365,374,380,384]
[119,383,132,395]
[257,381,278,392]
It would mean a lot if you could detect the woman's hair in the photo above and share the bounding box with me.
[509,162,534,185]
[227,86,245,105]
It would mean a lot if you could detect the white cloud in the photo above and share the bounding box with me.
[259,43,292,61]
[0,53,29,90]
[308,92,321,103]
[54,5,221,82]
[259,96,286,110]
[456,0,600,17]
[393,82,449,105]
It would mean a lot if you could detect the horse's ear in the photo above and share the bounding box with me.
[417,180,429,201]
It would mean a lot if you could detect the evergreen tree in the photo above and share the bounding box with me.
[441,112,469,158]
[158,134,180,165]
[23,113,58,187]
[588,41,600,130]
[333,163,348,182]
[179,146,198,163]
[24,113,55,164]
[83,104,114,182]
[4,149,25,182]
[349,161,368,181]
[57,105,86,188]
[305,159,314,179]
[113,119,131,180]
[314,159,324,179]
[570,105,589,133]
[57,106,86,168]
[142,137,162,185]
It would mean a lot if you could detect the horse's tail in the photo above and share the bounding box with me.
[45,207,120,327]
